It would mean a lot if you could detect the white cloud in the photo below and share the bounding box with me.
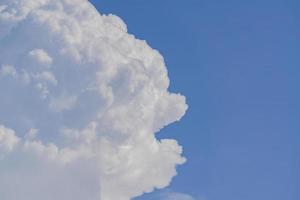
[145,190,197,200]
[0,65,17,78]
[0,0,188,200]
[161,192,196,200]
[0,126,20,154]
[28,49,53,66]
[25,128,38,140]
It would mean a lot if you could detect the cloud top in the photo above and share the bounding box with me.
[0,0,188,199]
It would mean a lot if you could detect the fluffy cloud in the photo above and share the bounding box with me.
[0,126,20,154]
[0,0,188,200]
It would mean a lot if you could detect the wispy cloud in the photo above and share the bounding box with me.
[161,192,196,200]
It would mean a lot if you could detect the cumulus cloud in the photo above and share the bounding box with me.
[0,0,188,200]
[0,126,20,154]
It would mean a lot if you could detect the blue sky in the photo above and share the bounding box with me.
[91,0,299,199]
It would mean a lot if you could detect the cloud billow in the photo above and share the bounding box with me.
[0,0,188,199]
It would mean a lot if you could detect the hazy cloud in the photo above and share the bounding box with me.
[162,192,195,200]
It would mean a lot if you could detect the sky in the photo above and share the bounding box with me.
[0,0,298,200]
[91,1,300,200]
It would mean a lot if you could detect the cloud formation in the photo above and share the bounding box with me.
[0,0,188,199]
[161,192,195,200]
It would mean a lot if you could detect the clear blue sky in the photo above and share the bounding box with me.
[91,1,299,199]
